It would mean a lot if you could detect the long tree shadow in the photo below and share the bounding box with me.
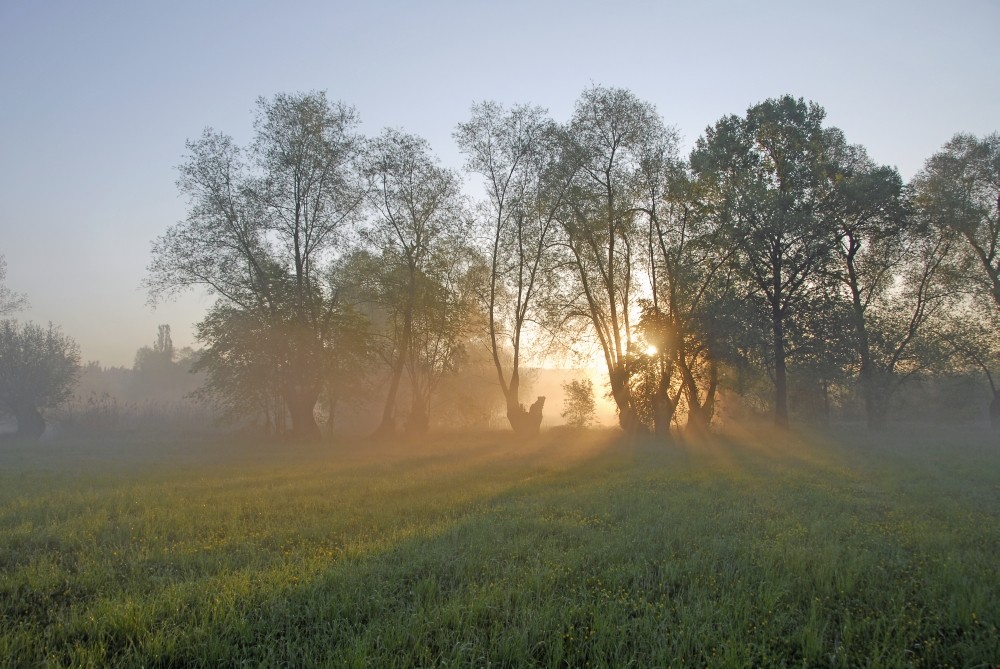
[6,426,999,666]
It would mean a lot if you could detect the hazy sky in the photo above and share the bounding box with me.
[1,0,997,367]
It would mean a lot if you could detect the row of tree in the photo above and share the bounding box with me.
[146,89,1000,439]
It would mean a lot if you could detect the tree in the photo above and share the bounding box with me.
[940,300,1000,428]
[690,96,839,428]
[455,101,569,436]
[561,378,596,428]
[0,255,28,315]
[316,257,375,437]
[913,133,1000,312]
[361,129,467,437]
[555,85,678,433]
[133,324,174,379]
[0,320,80,438]
[636,160,741,437]
[191,302,288,432]
[823,132,910,428]
[851,224,954,427]
[130,324,203,403]
[146,92,366,440]
[403,257,481,433]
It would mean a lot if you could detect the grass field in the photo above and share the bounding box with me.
[1,426,998,667]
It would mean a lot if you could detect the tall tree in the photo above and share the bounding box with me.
[146,92,366,439]
[857,225,954,425]
[913,133,1000,311]
[638,162,739,436]
[690,96,838,428]
[130,324,202,403]
[455,101,568,436]
[403,254,482,433]
[823,132,910,428]
[555,86,677,433]
[362,129,467,437]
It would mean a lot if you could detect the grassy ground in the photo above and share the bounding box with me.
[0,426,998,668]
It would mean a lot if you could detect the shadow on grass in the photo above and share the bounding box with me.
[2,426,999,667]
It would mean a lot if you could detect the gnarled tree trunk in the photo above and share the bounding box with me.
[609,368,648,434]
[285,387,321,441]
[651,387,675,439]
[684,359,718,437]
[507,396,545,437]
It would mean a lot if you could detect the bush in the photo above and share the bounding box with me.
[561,378,596,428]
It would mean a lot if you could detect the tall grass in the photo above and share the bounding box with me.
[1,427,997,667]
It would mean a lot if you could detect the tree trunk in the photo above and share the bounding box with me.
[326,395,337,442]
[649,359,675,439]
[864,371,889,431]
[406,393,430,436]
[14,404,45,439]
[609,367,647,434]
[651,387,674,439]
[507,396,544,437]
[285,389,321,441]
[374,283,415,439]
[990,391,1000,431]
[859,364,882,430]
[682,356,717,437]
[503,373,545,438]
[853,305,885,431]
[847,244,882,432]
[820,379,831,428]
[772,310,789,429]
[865,391,888,431]
[374,355,405,438]
[685,388,716,436]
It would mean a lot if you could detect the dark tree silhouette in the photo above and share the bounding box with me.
[691,96,839,428]
[456,102,569,437]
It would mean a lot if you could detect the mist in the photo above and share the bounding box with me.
[2,3,999,662]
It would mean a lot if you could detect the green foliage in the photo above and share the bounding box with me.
[914,132,1000,310]
[0,430,998,666]
[360,128,471,436]
[147,92,367,439]
[690,96,843,427]
[455,101,567,434]
[0,320,80,437]
[144,89,997,435]
[553,85,680,433]
[561,378,596,427]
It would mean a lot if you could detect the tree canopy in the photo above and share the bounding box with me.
[0,320,80,438]
[145,89,999,438]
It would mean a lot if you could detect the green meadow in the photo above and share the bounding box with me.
[1,427,998,668]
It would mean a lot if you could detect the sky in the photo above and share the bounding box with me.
[1,0,997,367]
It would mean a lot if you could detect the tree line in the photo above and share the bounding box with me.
[2,89,996,440]
[137,88,1000,440]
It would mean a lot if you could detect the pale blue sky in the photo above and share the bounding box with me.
[1,0,997,366]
